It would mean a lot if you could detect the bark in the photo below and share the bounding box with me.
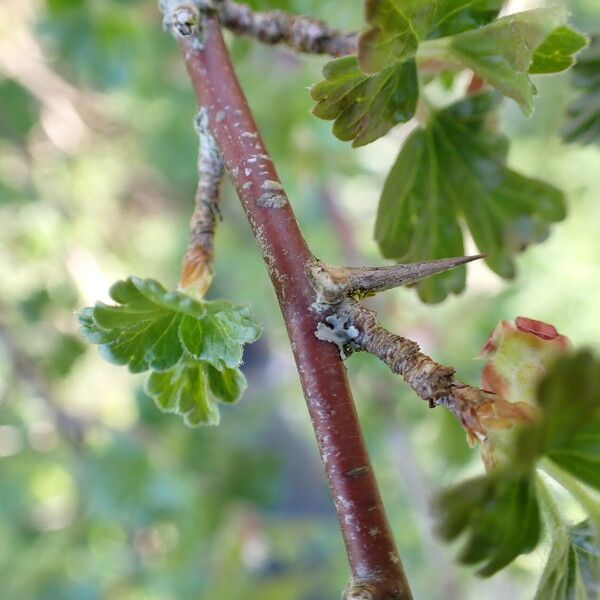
[218,0,358,56]
[334,300,498,435]
[161,5,412,599]
[180,108,225,299]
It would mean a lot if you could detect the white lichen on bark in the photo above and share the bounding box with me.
[315,314,358,359]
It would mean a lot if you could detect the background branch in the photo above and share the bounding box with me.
[218,0,357,56]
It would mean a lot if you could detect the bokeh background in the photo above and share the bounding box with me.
[1,0,599,598]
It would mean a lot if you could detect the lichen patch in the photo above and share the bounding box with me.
[261,180,283,191]
[256,191,287,208]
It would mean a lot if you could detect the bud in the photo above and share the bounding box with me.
[471,317,570,470]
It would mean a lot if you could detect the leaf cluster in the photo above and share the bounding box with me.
[310,1,587,302]
[78,277,261,426]
[434,350,600,587]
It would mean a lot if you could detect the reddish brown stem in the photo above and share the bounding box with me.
[168,12,412,600]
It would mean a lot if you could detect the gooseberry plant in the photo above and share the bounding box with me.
[78,1,600,598]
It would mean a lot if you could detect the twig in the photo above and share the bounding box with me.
[179,108,225,299]
[308,256,533,466]
[327,299,498,435]
[160,4,412,599]
[217,0,358,57]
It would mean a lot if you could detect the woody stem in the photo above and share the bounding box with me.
[162,5,412,599]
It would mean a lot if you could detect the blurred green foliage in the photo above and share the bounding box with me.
[1,0,600,598]
[563,35,600,144]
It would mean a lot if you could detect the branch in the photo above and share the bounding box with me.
[322,299,498,438]
[160,4,411,599]
[217,0,358,57]
[179,108,225,299]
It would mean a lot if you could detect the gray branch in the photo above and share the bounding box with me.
[217,1,357,56]
[179,108,225,297]
[327,300,496,426]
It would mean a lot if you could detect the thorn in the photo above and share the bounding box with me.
[394,254,484,284]
[344,255,484,295]
[309,256,484,304]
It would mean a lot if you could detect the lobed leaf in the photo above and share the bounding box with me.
[315,8,582,147]
[530,26,589,75]
[78,277,260,374]
[446,9,586,116]
[145,360,247,427]
[563,35,600,145]
[434,469,541,576]
[313,0,503,145]
[535,513,600,600]
[374,93,565,302]
[519,350,600,491]
[79,277,205,373]
[359,0,503,74]
[310,55,418,147]
[180,302,261,370]
[77,277,261,426]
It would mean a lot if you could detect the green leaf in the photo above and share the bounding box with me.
[520,351,600,491]
[547,426,600,493]
[0,79,39,141]
[206,364,247,405]
[315,0,503,145]
[77,277,260,374]
[563,35,600,145]
[426,0,503,40]
[374,93,565,302]
[570,521,600,598]
[434,469,541,576]
[530,26,589,75]
[324,7,582,147]
[446,9,584,116]
[144,360,247,427]
[79,277,206,373]
[180,302,261,370]
[77,277,261,426]
[310,55,418,147]
[359,0,503,74]
[374,126,465,303]
[535,486,600,600]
